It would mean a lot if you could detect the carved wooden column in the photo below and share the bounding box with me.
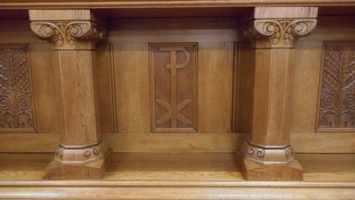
[236,7,318,180]
[29,10,112,179]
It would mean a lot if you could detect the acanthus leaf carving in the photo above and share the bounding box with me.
[318,43,355,130]
[0,47,35,131]
[30,21,107,50]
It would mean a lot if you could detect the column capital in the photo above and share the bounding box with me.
[29,10,106,50]
[30,21,106,50]
[242,19,317,48]
[241,7,318,48]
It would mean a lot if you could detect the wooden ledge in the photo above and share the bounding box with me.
[0,153,355,199]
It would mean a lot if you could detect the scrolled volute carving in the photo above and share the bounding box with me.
[239,140,295,165]
[54,139,110,164]
[30,21,107,50]
[243,19,316,48]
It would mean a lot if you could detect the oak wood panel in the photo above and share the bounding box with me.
[0,20,44,44]
[1,132,354,153]
[0,44,36,132]
[108,18,237,134]
[291,132,355,153]
[150,43,198,132]
[0,133,59,152]
[104,153,242,181]
[28,44,62,133]
[108,18,239,44]
[299,153,355,181]
[1,153,355,182]
[236,42,254,133]
[96,43,116,133]
[198,42,234,133]
[0,133,243,153]
[113,43,151,133]
[292,41,322,134]
[302,16,355,42]
[105,133,243,153]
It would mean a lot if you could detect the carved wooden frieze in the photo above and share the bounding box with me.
[317,42,355,131]
[0,45,36,132]
[150,43,197,132]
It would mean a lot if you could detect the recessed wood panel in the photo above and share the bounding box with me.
[198,42,234,133]
[317,42,355,132]
[150,43,197,132]
[112,43,151,133]
[0,45,36,132]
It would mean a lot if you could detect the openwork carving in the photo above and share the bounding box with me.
[239,139,295,165]
[150,44,197,132]
[0,46,35,132]
[242,19,317,48]
[317,43,355,131]
[30,21,106,49]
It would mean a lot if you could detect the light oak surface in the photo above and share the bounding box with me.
[1,153,354,182]
[0,0,355,188]
[0,153,354,199]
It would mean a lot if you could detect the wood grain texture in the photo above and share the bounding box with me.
[150,43,197,132]
[0,44,36,132]
[28,44,62,133]
[108,18,239,43]
[113,43,151,133]
[236,42,254,133]
[198,42,234,133]
[292,41,322,134]
[1,132,354,153]
[254,7,318,19]
[317,42,355,131]
[0,153,355,199]
[96,43,115,133]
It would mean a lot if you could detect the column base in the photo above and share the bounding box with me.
[45,139,113,180]
[235,140,303,181]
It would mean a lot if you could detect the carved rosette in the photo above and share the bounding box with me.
[30,21,107,50]
[54,139,110,164]
[242,19,317,48]
[239,139,295,165]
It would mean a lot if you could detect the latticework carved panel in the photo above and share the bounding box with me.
[0,45,36,132]
[150,43,197,132]
[317,42,355,132]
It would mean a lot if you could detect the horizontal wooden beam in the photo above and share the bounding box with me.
[0,133,354,153]
[1,0,355,9]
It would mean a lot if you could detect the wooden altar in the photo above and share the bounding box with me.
[1,1,355,199]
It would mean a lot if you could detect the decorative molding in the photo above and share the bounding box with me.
[30,21,107,50]
[239,139,295,165]
[0,46,36,132]
[150,43,197,132]
[54,139,111,164]
[317,42,355,132]
[242,19,317,48]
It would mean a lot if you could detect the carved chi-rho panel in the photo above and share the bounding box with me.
[0,45,36,132]
[150,43,197,132]
[317,42,355,132]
